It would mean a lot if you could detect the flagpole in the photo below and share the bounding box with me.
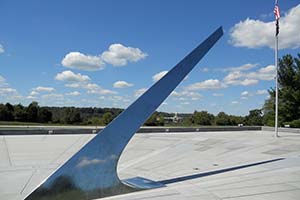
[275,32,279,137]
[274,0,279,137]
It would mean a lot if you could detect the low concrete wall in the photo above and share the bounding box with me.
[262,126,300,134]
[0,126,261,135]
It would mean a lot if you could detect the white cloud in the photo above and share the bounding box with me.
[0,75,20,100]
[55,70,90,82]
[239,79,259,86]
[66,91,80,96]
[171,91,201,99]
[223,65,275,86]
[152,70,168,82]
[0,88,17,94]
[0,44,4,54]
[247,65,276,81]
[256,89,268,95]
[241,91,249,96]
[87,88,116,95]
[113,81,134,88]
[30,91,39,96]
[134,88,147,97]
[33,86,55,92]
[186,79,226,90]
[61,44,147,70]
[26,95,37,100]
[101,44,147,66]
[84,83,116,95]
[223,71,258,86]
[223,71,243,84]
[224,63,258,72]
[42,93,64,99]
[230,4,300,49]
[76,157,106,168]
[59,74,116,95]
[62,52,105,71]
[65,83,81,88]
[232,101,239,104]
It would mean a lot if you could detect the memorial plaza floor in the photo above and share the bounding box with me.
[1,130,300,200]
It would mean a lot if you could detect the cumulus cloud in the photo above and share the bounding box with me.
[171,91,201,100]
[66,82,116,95]
[256,89,268,95]
[55,70,90,82]
[42,93,64,100]
[134,88,147,97]
[33,86,55,92]
[61,52,105,71]
[113,81,134,88]
[0,88,17,94]
[223,63,258,72]
[61,44,147,70]
[186,79,226,90]
[55,71,116,95]
[0,44,4,54]
[30,91,39,96]
[85,83,116,95]
[247,65,276,81]
[26,95,37,100]
[0,75,21,100]
[241,91,249,96]
[152,70,168,82]
[66,91,80,96]
[101,44,147,66]
[230,4,300,49]
[223,65,275,86]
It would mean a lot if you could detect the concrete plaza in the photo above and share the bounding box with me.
[1,130,300,200]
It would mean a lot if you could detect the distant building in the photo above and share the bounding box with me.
[164,113,183,123]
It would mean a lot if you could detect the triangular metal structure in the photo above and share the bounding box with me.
[25,27,223,200]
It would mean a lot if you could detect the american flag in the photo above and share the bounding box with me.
[274,2,280,36]
[274,4,280,20]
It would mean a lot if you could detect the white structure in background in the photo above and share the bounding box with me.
[164,113,183,123]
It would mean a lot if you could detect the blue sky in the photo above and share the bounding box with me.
[0,0,299,116]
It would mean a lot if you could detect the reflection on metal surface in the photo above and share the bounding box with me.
[25,27,223,200]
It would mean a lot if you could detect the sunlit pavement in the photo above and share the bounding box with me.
[1,130,300,200]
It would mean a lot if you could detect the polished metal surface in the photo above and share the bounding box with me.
[25,27,223,200]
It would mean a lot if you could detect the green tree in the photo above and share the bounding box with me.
[99,112,114,125]
[27,101,39,122]
[144,112,164,126]
[191,111,214,125]
[215,112,232,126]
[14,104,28,121]
[5,103,14,120]
[245,109,263,125]
[263,54,300,126]
[38,108,52,123]
[63,107,82,124]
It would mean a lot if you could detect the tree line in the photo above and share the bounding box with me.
[0,102,123,125]
[0,101,263,126]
